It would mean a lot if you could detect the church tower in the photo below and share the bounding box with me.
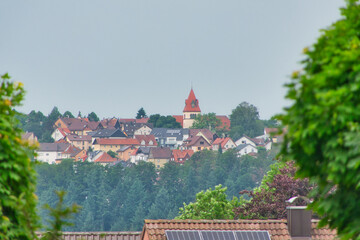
[183,89,201,128]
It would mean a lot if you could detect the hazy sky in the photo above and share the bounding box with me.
[0,1,344,119]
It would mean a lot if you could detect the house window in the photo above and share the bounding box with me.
[157,159,160,163]
[46,153,49,156]
[198,147,201,150]
[200,141,204,145]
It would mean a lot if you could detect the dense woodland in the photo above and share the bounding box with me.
[36,148,277,231]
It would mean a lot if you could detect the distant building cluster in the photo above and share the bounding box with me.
[25,89,281,168]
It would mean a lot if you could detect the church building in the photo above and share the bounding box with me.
[182,89,201,128]
[173,89,230,130]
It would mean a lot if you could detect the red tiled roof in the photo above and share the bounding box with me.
[212,137,233,149]
[150,147,172,159]
[141,219,290,240]
[216,115,230,130]
[37,232,141,240]
[94,152,117,163]
[58,128,71,136]
[136,118,149,124]
[134,135,158,146]
[101,118,119,128]
[189,129,214,142]
[55,139,68,143]
[93,138,140,146]
[172,115,184,127]
[183,89,201,112]
[119,118,136,123]
[172,149,194,163]
[141,219,338,240]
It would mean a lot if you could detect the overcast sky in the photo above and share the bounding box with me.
[0,1,345,119]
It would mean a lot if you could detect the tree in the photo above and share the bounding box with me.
[176,185,237,220]
[63,111,74,118]
[191,113,221,131]
[148,114,181,128]
[107,150,117,158]
[41,191,80,240]
[278,1,360,238]
[136,107,147,119]
[0,74,39,239]
[230,102,263,139]
[234,162,312,219]
[87,112,99,122]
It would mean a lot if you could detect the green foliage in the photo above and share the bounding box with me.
[87,112,99,122]
[41,191,80,240]
[63,111,74,118]
[278,1,360,238]
[0,73,39,239]
[148,114,181,128]
[191,113,221,131]
[176,185,237,220]
[107,150,117,158]
[136,107,147,119]
[230,102,263,139]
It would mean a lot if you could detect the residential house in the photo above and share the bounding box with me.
[235,135,257,147]
[188,129,217,143]
[36,143,70,164]
[54,117,99,135]
[236,135,272,151]
[21,132,38,146]
[100,118,121,129]
[148,147,172,169]
[184,135,212,152]
[61,145,87,162]
[212,137,236,152]
[140,219,337,240]
[134,125,153,135]
[90,128,127,139]
[92,138,140,152]
[134,135,157,147]
[236,144,258,156]
[93,152,118,166]
[151,128,189,149]
[264,127,285,143]
[120,121,153,137]
[130,147,151,164]
[51,128,71,142]
[171,149,194,164]
[65,134,92,150]
[117,146,135,161]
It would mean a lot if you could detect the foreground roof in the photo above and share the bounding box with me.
[141,219,337,240]
[37,232,141,240]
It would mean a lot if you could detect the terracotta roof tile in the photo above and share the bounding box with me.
[141,219,339,240]
[141,220,289,240]
[172,115,184,127]
[135,135,158,147]
[183,89,201,112]
[94,152,117,163]
[216,115,230,130]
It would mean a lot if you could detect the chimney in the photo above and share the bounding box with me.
[287,206,312,240]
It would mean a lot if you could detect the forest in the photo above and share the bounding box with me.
[35,148,277,231]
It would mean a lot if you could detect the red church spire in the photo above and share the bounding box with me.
[183,89,201,112]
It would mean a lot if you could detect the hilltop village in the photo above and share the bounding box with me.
[25,89,280,168]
